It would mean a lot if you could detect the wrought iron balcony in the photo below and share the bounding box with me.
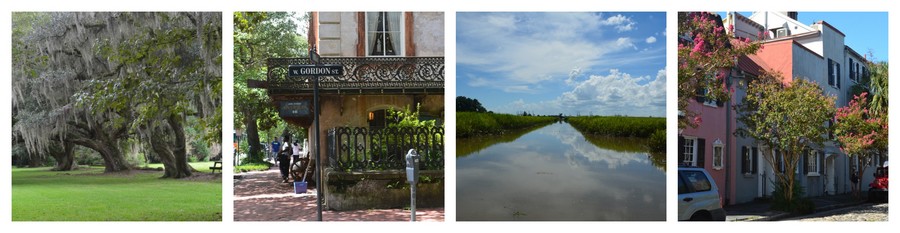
[266,57,444,95]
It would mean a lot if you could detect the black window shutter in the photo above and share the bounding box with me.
[849,58,854,81]
[775,150,780,173]
[752,147,759,174]
[697,138,706,168]
[741,146,749,173]
[801,149,807,175]
[828,59,834,86]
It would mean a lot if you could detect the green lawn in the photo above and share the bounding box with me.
[12,163,222,221]
[143,161,218,173]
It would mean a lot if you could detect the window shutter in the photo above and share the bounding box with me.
[750,147,759,174]
[849,58,854,81]
[828,59,834,86]
[775,150,784,173]
[678,136,685,163]
[801,149,807,175]
[697,138,706,168]
[741,146,749,173]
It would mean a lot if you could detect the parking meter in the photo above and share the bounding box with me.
[405,149,420,221]
[405,149,420,184]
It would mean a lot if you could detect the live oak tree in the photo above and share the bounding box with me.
[735,71,835,208]
[234,12,307,163]
[12,12,222,178]
[678,12,761,129]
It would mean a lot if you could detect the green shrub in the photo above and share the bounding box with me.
[770,180,814,213]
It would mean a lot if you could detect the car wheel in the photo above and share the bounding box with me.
[690,211,712,221]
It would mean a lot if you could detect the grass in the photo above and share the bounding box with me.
[234,162,271,173]
[567,116,665,138]
[457,112,557,138]
[143,161,218,173]
[12,162,222,221]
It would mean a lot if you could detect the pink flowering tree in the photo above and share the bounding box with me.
[834,92,888,198]
[678,12,762,129]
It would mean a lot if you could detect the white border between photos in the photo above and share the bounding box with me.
[0,1,895,233]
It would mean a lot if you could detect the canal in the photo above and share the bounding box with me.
[457,122,666,221]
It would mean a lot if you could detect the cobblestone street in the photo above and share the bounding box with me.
[787,203,888,222]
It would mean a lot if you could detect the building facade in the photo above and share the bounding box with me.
[684,11,881,205]
[265,12,445,210]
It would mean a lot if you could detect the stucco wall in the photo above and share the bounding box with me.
[413,12,444,56]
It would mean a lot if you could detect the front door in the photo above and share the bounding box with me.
[758,147,776,198]
[826,154,836,195]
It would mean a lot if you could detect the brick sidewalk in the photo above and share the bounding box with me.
[234,168,444,221]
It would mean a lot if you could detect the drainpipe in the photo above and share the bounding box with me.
[724,70,733,205]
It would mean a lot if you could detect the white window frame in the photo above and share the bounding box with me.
[712,140,724,170]
[364,12,405,57]
[682,137,697,166]
[807,151,820,176]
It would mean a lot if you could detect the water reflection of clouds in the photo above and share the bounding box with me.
[541,126,649,170]
[457,123,665,220]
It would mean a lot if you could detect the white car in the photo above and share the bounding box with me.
[678,167,726,221]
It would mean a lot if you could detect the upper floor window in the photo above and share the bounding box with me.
[827,58,841,88]
[366,12,403,56]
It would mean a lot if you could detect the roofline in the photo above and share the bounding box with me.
[763,30,820,43]
[845,45,867,62]
[816,21,847,37]
[732,12,764,30]
[761,39,824,59]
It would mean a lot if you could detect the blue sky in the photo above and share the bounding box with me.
[721,12,888,62]
[457,12,666,117]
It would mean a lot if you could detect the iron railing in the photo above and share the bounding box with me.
[327,126,444,171]
[266,57,444,95]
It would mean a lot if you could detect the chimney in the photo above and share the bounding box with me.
[779,11,799,20]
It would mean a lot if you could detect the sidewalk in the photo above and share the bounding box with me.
[725,193,866,221]
[233,167,444,221]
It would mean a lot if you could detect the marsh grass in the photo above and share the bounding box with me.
[457,112,556,138]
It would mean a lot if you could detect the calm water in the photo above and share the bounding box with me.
[457,122,666,221]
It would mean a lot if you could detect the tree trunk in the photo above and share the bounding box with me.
[148,115,193,179]
[51,141,77,171]
[71,135,130,172]
[67,118,131,172]
[168,115,194,178]
[243,109,263,163]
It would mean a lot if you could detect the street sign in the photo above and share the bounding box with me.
[288,64,344,77]
[278,101,311,117]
